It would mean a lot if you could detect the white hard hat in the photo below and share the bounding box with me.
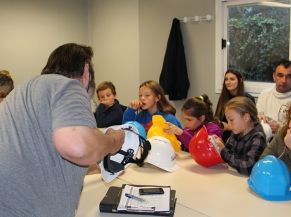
[145,136,179,172]
[99,123,151,183]
[261,121,273,142]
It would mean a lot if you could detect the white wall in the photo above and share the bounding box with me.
[0,0,89,86]
[90,0,216,118]
[138,0,216,118]
[89,0,140,106]
[0,0,218,121]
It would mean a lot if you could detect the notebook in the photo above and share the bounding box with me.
[99,184,176,216]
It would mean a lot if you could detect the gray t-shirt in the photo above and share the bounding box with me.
[0,74,97,217]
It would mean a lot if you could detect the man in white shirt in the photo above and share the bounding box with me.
[257,59,291,133]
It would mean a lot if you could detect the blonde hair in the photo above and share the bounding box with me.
[225,96,259,123]
[140,80,176,115]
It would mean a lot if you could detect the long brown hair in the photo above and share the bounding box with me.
[140,80,176,115]
[215,70,245,120]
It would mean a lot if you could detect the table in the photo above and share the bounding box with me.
[76,152,291,217]
[75,173,207,217]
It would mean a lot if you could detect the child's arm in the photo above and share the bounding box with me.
[164,122,192,151]
[220,134,266,176]
[128,100,142,110]
[164,122,183,135]
[164,113,182,128]
[122,100,141,123]
[177,129,194,151]
[122,107,137,124]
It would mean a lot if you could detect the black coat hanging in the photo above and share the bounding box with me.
[159,18,190,100]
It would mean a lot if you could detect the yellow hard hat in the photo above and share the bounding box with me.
[147,115,181,152]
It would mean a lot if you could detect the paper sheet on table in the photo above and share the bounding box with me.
[117,185,170,212]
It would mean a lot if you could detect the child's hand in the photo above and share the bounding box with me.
[164,122,183,136]
[258,112,267,123]
[258,113,279,133]
[284,129,291,150]
[99,99,114,107]
[210,135,225,150]
[266,119,280,133]
[129,100,142,110]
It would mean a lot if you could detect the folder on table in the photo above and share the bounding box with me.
[99,184,176,216]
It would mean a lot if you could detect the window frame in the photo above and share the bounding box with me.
[215,0,290,96]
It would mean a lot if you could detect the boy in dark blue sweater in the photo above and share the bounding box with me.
[94,81,126,128]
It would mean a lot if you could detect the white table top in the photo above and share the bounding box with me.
[75,173,207,217]
[76,151,291,217]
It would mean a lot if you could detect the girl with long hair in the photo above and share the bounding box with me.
[215,70,255,142]
[122,80,181,132]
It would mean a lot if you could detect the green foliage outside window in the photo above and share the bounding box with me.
[228,5,290,82]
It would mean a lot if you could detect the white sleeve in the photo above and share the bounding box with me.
[256,92,265,114]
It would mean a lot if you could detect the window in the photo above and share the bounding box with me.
[215,0,290,96]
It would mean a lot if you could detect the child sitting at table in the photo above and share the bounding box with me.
[122,80,182,132]
[94,81,127,128]
[214,96,267,176]
[164,94,222,151]
[260,105,291,171]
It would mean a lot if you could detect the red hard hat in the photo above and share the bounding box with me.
[189,126,224,167]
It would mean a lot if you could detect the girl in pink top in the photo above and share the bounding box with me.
[165,94,222,151]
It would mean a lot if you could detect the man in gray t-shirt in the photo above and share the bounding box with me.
[0,43,124,217]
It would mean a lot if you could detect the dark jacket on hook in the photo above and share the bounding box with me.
[159,18,190,100]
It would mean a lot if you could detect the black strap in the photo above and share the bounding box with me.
[102,126,151,174]
[103,155,124,174]
[122,127,151,166]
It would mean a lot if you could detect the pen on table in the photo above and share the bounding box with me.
[125,193,146,202]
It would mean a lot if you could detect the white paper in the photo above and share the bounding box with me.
[117,185,170,212]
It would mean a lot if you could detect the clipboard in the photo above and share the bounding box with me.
[99,185,176,216]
